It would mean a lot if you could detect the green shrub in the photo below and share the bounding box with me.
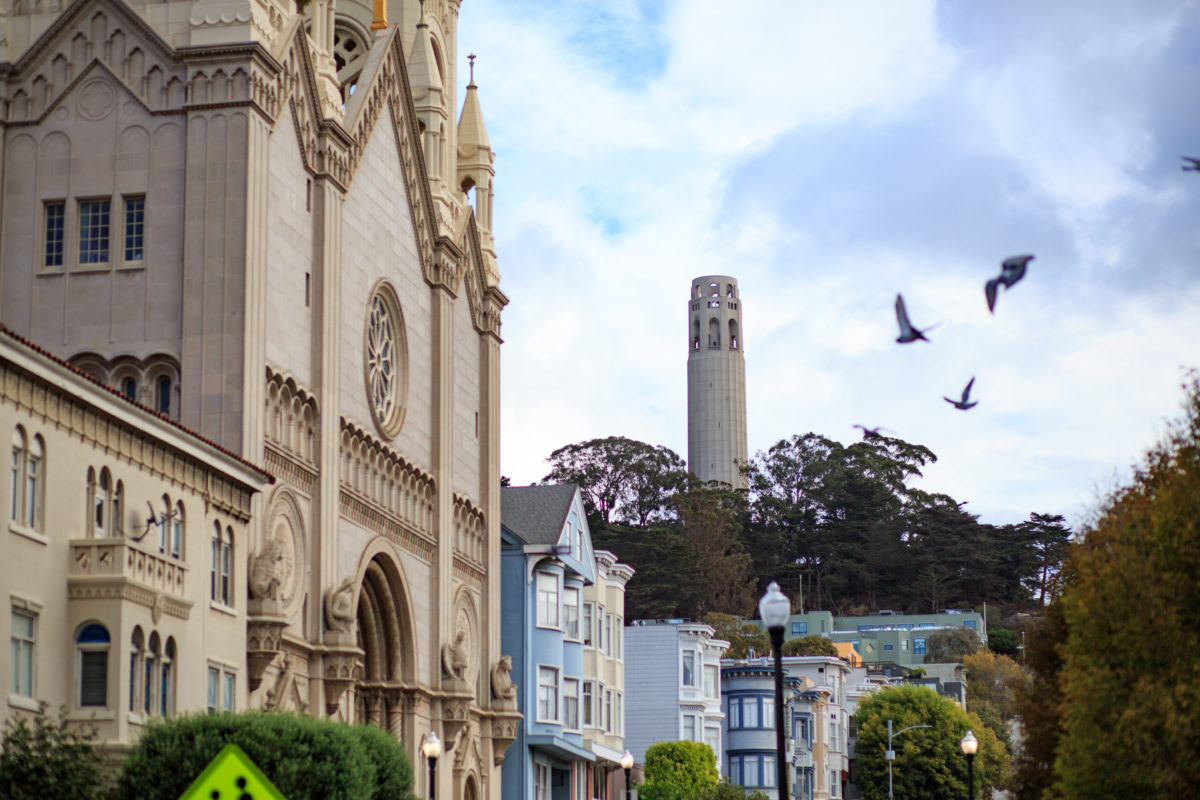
[0,703,104,800]
[115,711,414,800]
[781,635,837,657]
[640,740,719,799]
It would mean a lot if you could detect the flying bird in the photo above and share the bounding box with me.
[944,377,978,410]
[894,294,934,343]
[853,425,893,441]
[985,254,1034,313]
[1182,156,1200,172]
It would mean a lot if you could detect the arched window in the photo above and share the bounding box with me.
[156,376,172,416]
[158,496,171,555]
[112,480,124,537]
[726,283,734,297]
[129,627,144,712]
[170,502,184,559]
[95,468,112,536]
[160,637,176,717]
[729,320,740,350]
[121,377,137,401]
[709,318,720,348]
[77,623,110,707]
[692,319,700,350]
[211,523,233,606]
[10,428,42,530]
[144,632,160,714]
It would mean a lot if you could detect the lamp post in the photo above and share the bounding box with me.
[759,581,790,800]
[422,731,442,800]
[960,730,978,800]
[885,720,930,800]
[620,750,634,800]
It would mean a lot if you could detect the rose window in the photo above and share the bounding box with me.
[364,283,407,437]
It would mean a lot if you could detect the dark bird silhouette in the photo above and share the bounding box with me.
[853,425,893,441]
[1182,156,1200,172]
[944,377,979,410]
[895,294,934,343]
[985,254,1034,312]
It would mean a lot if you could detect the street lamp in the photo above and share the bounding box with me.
[960,729,978,800]
[422,731,442,800]
[620,750,634,800]
[885,719,930,800]
[759,581,790,800]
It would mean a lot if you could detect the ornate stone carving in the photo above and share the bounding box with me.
[324,576,356,633]
[490,716,520,765]
[321,644,363,715]
[441,629,469,682]
[441,696,471,748]
[249,533,286,600]
[490,655,517,707]
[247,615,289,692]
[364,283,408,439]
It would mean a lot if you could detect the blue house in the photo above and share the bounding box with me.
[501,484,598,800]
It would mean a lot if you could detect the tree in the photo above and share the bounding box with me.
[702,613,768,659]
[1051,374,1200,797]
[854,684,1008,800]
[639,740,719,800]
[116,712,414,800]
[923,627,981,663]
[962,650,1026,722]
[1011,603,1067,800]
[986,627,1020,657]
[0,704,104,800]
[781,635,837,657]
[543,436,688,530]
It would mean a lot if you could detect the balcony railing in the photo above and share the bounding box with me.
[69,538,187,597]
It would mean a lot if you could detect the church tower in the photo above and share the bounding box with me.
[687,276,748,488]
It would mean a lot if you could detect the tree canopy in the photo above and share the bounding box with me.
[781,635,838,657]
[1049,374,1200,797]
[639,740,719,800]
[543,431,1072,621]
[854,684,1008,800]
[0,704,104,800]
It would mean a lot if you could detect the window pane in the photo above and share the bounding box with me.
[564,588,579,639]
[24,455,37,527]
[564,678,579,729]
[10,611,34,698]
[729,697,741,729]
[537,667,558,721]
[160,660,171,716]
[207,667,219,711]
[744,698,759,728]
[223,672,235,710]
[79,200,111,264]
[582,603,593,646]
[763,696,775,728]
[124,197,144,261]
[582,682,593,726]
[536,574,558,628]
[81,651,108,706]
[682,651,695,686]
[44,202,64,267]
[703,665,717,697]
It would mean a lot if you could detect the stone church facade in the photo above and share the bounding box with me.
[0,0,514,795]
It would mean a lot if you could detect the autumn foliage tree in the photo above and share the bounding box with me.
[1050,375,1200,796]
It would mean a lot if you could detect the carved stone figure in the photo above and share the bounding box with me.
[249,535,286,599]
[491,655,517,702]
[324,576,356,632]
[442,629,469,680]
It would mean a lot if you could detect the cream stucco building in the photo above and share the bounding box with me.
[0,0,513,795]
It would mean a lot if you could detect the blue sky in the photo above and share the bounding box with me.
[458,0,1200,527]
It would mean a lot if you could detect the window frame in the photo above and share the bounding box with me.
[563,586,580,641]
[42,200,66,269]
[536,665,560,724]
[563,676,580,732]
[535,572,560,630]
[121,195,145,265]
[582,680,595,728]
[76,623,111,709]
[77,197,112,267]
[582,602,594,647]
[681,649,696,687]
[9,608,36,700]
[9,428,43,533]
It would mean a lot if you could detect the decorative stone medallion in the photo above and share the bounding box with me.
[364,282,407,438]
[77,79,115,120]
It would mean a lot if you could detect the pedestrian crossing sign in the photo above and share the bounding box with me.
[179,743,286,800]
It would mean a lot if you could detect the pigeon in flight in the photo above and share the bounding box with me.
[853,425,893,441]
[944,377,979,410]
[985,254,1034,313]
[895,294,934,343]
[1182,156,1200,172]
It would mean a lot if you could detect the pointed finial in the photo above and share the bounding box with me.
[418,0,425,23]
[468,53,476,86]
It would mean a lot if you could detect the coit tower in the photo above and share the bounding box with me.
[687,276,748,488]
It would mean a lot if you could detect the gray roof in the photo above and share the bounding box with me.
[501,484,579,545]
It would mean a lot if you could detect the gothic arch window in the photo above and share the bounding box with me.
[364,282,409,439]
[121,377,137,401]
[144,631,160,714]
[160,637,175,717]
[76,623,110,708]
[129,626,144,712]
[211,522,233,606]
[11,427,43,530]
[156,375,172,416]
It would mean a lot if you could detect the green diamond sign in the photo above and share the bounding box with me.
[179,743,286,800]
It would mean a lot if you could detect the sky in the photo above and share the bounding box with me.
[457,0,1200,528]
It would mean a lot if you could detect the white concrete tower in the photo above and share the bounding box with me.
[687,276,748,488]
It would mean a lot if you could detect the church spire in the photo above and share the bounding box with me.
[409,0,447,185]
[457,54,497,271]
